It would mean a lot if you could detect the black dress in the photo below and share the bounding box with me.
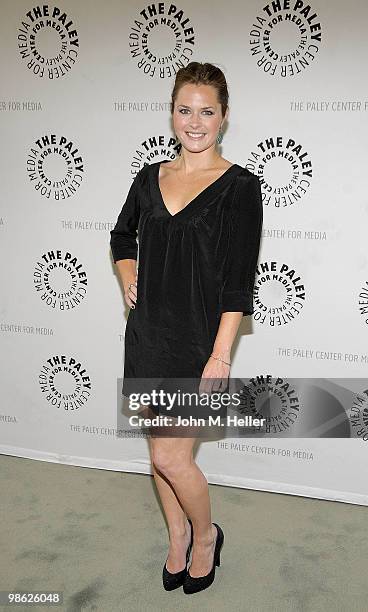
[110,160,263,417]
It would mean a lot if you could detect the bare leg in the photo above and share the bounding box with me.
[149,432,217,577]
[149,450,192,573]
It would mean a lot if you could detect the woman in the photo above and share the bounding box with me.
[110,62,263,594]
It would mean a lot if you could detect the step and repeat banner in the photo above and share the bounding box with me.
[1,0,367,505]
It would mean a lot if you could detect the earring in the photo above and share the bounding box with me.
[216,129,223,144]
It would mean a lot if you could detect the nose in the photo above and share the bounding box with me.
[188,116,202,129]
[186,111,203,125]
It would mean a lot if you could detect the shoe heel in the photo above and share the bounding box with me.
[214,523,224,568]
[162,519,193,591]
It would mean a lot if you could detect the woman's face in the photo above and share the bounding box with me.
[172,83,226,154]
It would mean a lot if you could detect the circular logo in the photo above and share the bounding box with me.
[249,2,322,77]
[347,389,368,442]
[246,135,313,208]
[253,260,306,326]
[358,280,368,325]
[33,249,88,310]
[129,3,196,78]
[130,134,181,173]
[27,133,84,200]
[39,354,92,410]
[236,376,300,433]
[18,5,79,79]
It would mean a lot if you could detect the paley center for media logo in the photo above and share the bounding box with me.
[250,0,322,77]
[26,133,84,200]
[17,5,79,79]
[33,249,88,310]
[130,134,181,173]
[358,279,368,326]
[129,2,196,78]
[247,135,313,208]
[236,375,301,434]
[39,354,92,410]
[347,385,368,442]
[253,260,306,326]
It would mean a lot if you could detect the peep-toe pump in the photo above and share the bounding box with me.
[162,519,193,591]
[182,522,224,594]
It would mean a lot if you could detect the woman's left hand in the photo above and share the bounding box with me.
[199,353,230,396]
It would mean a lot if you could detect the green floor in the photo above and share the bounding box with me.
[1,454,367,612]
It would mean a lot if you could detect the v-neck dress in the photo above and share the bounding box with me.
[110,160,263,415]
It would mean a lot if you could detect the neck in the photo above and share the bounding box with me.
[177,148,222,173]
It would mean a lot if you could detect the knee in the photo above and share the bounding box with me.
[152,449,189,478]
[152,449,173,475]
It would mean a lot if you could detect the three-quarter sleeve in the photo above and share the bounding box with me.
[219,173,263,316]
[110,172,141,263]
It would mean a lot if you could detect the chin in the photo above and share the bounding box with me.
[180,138,214,153]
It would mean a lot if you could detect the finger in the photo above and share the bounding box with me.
[128,284,137,298]
[125,292,136,308]
[212,374,226,392]
[198,379,206,395]
[220,377,228,392]
[127,283,137,306]
[212,380,221,392]
[218,375,228,390]
[198,375,209,395]
[199,376,212,397]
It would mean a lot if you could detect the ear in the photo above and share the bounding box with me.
[223,106,229,126]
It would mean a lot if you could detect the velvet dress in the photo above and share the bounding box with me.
[110,160,263,418]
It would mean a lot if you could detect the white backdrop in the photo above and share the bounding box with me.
[1,0,368,506]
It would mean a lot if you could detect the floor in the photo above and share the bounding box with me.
[1,454,367,612]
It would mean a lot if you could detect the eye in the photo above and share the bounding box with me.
[178,109,214,115]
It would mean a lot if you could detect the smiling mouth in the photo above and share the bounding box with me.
[186,132,206,139]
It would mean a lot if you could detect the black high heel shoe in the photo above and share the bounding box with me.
[162,519,193,591]
[182,522,224,594]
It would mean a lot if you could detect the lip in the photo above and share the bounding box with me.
[185,132,206,137]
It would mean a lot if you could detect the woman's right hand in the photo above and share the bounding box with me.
[124,275,137,309]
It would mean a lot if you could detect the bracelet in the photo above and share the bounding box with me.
[210,353,231,366]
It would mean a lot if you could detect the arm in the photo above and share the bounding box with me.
[212,173,263,363]
[110,172,141,307]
